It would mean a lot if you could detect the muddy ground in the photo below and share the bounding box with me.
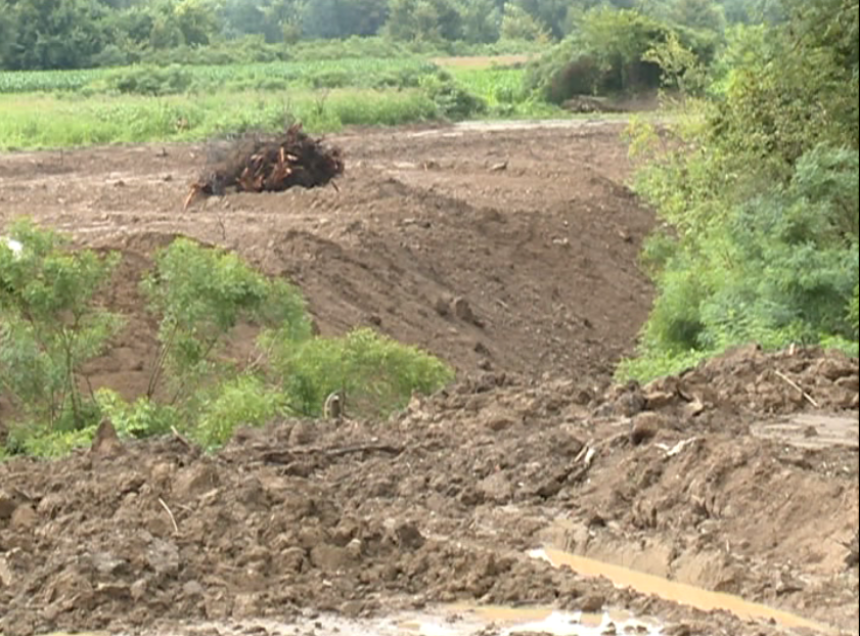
[1,120,858,636]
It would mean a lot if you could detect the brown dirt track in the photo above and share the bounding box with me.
[1,120,858,636]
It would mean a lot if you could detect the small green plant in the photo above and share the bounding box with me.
[849,284,860,333]
[420,71,487,120]
[95,388,180,439]
[195,374,284,448]
[2,232,456,457]
[264,326,455,418]
[101,64,195,96]
[0,219,123,431]
[140,237,312,409]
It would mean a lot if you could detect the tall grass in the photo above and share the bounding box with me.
[0,89,437,150]
[0,53,578,150]
[450,67,567,118]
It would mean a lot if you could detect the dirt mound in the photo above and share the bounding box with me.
[2,344,857,635]
[597,345,859,422]
[2,121,656,412]
[2,122,858,636]
[0,432,658,636]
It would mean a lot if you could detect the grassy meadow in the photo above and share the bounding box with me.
[0,54,566,150]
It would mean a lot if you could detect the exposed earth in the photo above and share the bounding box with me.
[0,119,858,636]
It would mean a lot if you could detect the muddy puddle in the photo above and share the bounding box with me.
[530,547,838,635]
[41,607,662,636]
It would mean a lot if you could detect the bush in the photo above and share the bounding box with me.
[420,70,487,119]
[140,237,312,409]
[2,230,456,456]
[850,284,860,333]
[95,388,179,439]
[0,219,123,432]
[195,374,283,448]
[525,8,675,103]
[101,64,194,96]
[264,326,455,419]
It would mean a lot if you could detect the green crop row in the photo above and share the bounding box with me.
[0,58,439,95]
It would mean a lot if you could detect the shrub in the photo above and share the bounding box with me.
[0,219,123,431]
[140,237,312,409]
[420,71,487,120]
[264,326,455,419]
[850,284,860,333]
[2,230,456,456]
[195,374,283,448]
[95,388,180,439]
[102,64,194,96]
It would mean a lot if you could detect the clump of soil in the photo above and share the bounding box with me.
[598,344,859,420]
[0,434,620,636]
[184,124,344,209]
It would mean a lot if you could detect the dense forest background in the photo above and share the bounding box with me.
[0,0,785,70]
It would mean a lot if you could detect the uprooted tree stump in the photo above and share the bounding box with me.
[184,123,345,210]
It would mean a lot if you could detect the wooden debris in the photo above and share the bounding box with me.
[184,123,344,210]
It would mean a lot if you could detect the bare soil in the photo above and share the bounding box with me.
[0,120,857,636]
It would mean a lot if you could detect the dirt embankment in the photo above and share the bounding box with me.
[1,120,654,411]
[0,346,857,636]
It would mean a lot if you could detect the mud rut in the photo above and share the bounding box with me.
[0,120,858,636]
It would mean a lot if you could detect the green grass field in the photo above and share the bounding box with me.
[0,55,569,150]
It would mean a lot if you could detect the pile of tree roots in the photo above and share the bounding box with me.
[184,124,345,210]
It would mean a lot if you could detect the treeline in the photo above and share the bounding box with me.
[0,0,782,71]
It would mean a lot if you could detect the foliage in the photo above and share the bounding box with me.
[0,219,123,431]
[525,8,668,102]
[95,388,180,438]
[263,326,455,419]
[619,0,860,382]
[850,284,860,333]
[194,374,284,448]
[420,70,487,119]
[2,229,456,457]
[4,420,101,458]
[140,237,312,410]
[642,31,708,98]
[499,4,550,42]
[101,64,195,96]
[1,56,441,95]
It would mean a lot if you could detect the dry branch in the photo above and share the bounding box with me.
[184,123,344,210]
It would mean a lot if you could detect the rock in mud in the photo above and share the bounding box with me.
[478,471,514,503]
[0,488,22,521]
[90,419,125,457]
[9,504,38,530]
[630,413,664,446]
[310,544,357,571]
[172,463,220,500]
[146,538,180,578]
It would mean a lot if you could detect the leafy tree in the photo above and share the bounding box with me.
[174,0,221,46]
[0,219,123,430]
[672,0,726,31]
[511,0,575,40]
[457,0,501,43]
[140,237,312,409]
[3,0,112,70]
[500,3,549,42]
[619,0,860,380]
[302,0,389,38]
[385,0,463,42]
[643,31,707,98]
